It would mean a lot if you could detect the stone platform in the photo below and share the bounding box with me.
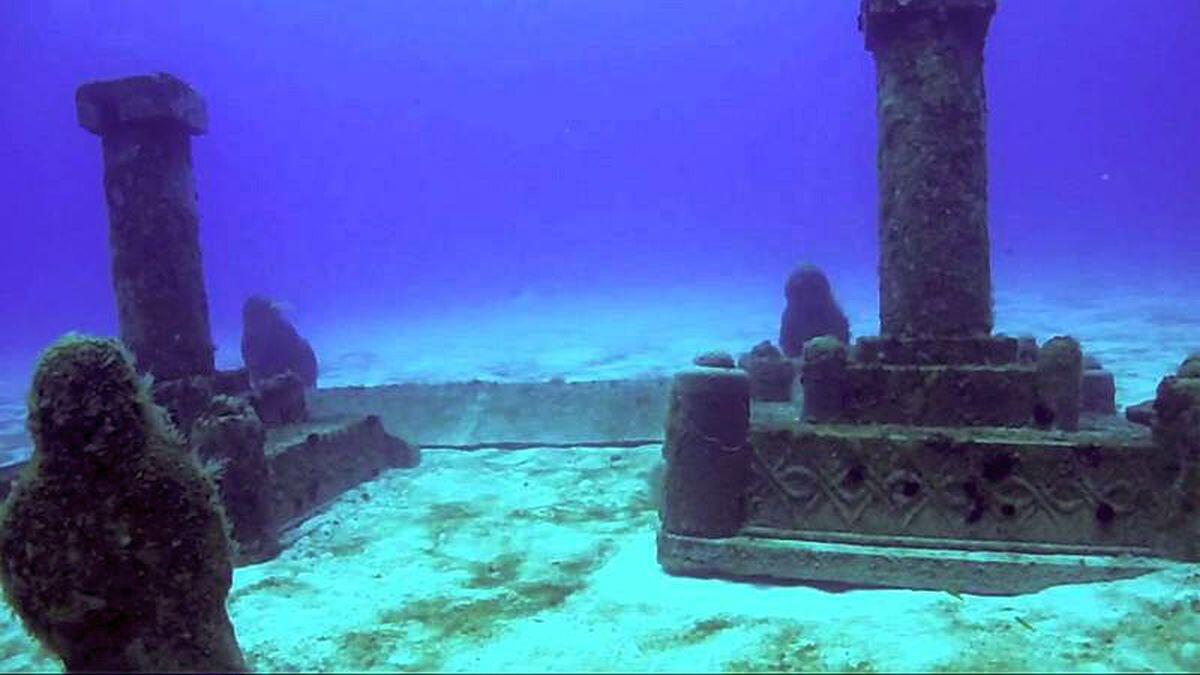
[308,378,671,448]
[657,404,1191,594]
[0,412,420,552]
[657,531,1177,595]
[266,414,419,531]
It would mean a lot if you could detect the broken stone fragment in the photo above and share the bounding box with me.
[1035,336,1083,431]
[1178,354,1200,379]
[661,367,751,538]
[1081,370,1117,416]
[801,336,848,423]
[1125,399,1156,427]
[1016,335,1039,364]
[250,371,308,427]
[191,396,279,565]
[779,263,850,357]
[693,351,735,368]
[242,296,319,388]
[861,0,998,337]
[152,374,215,436]
[737,340,794,402]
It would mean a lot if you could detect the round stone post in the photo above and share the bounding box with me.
[860,0,997,337]
[660,367,751,538]
[75,73,215,380]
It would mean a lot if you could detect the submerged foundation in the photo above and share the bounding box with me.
[656,0,1200,594]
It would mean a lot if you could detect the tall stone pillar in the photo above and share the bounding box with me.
[76,73,215,380]
[860,0,997,338]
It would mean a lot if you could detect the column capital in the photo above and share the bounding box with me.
[76,73,207,136]
[859,0,997,52]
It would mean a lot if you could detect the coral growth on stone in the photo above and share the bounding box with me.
[0,335,246,672]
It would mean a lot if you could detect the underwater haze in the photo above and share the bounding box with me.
[1,0,1197,389]
[3,2,1200,672]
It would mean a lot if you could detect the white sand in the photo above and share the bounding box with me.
[7,446,1196,672]
[0,277,1196,672]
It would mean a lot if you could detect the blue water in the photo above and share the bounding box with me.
[2,1,1196,374]
[1,3,1200,671]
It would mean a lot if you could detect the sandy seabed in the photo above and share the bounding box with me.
[0,277,1197,672]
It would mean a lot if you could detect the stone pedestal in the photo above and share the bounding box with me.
[862,0,996,338]
[655,0,1189,594]
[660,368,751,538]
[76,73,214,380]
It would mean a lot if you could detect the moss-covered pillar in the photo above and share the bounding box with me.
[1152,370,1200,560]
[660,367,751,538]
[1035,336,1082,431]
[75,73,215,380]
[801,337,849,423]
[860,0,997,338]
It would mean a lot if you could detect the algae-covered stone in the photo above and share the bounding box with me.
[693,351,735,369]
[1035,336,1083,431]
[1081,369,1117,416]
[1178,354,1200,379]
[0,335,245,672]
[737,341,794,402]
[861,0,997,338]
[661,367,751,538]
[242,295,318,388]
[779,263,850,357]
[801,336,849,423]
[250,370,309,427]
[77,73,216,382]
[192,395,280,565]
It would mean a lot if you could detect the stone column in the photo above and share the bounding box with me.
[660,367,751,538]
[860,0,997,338]
[76,73,215,380]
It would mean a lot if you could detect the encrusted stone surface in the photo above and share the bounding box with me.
[861,0,997,338]
[78,73,215,381]
[267,415,420,531]
[76,73,207,135]
[738,341,794,402]
[1081,369,1117,415]
[801,337,848,423]
[658,530,1172,595]
[251,371,308,427]
[1036,336,1083,431]
[855,335,1018,366]
[192,396,279,565]
[660,368,751,538]
[837,362,1038,427]
[742,422,1190,557]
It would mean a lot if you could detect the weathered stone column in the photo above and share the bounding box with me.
[76,73,215,380]
[660,367,751,538]
[860,0,997,338]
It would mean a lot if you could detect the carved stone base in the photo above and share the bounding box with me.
[657,530,1176,595]
[747,422,1187,556]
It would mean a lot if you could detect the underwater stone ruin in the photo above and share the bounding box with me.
[656,0,1200,594]
[68,73,421,567]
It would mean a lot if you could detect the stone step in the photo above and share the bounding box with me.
[657,530,1176,595]
[838,362,1039,427]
